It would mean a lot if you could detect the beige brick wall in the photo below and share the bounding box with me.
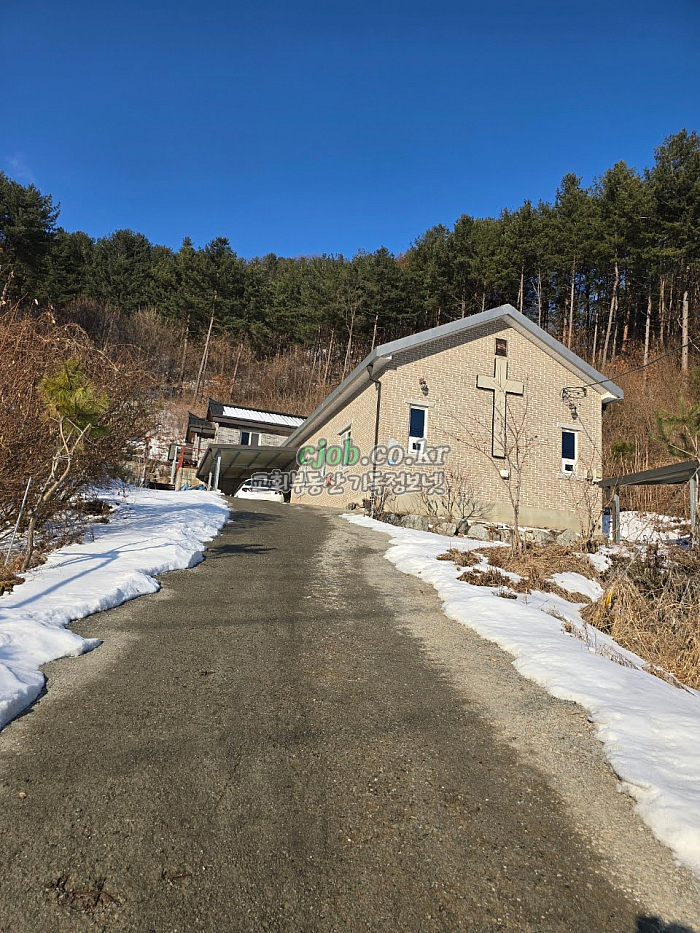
[291,382,380,505]
[214,424,287,446]
[292,320,609,531]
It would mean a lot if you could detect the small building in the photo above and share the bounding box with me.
[205,400,305,447]
[286,304,623,532]
[194,401,305,495]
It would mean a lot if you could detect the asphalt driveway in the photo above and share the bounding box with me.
[0,500,697,932]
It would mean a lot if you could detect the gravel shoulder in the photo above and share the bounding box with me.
[342,516,700,927]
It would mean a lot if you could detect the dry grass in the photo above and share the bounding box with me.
[444,538,700,690]
[457,566,525,600]
[0,566,24,595]
[485,543,600,602]
[441,543,601,603]
[583,546,700,690]
[487,543,599,581]
[436,548,480,568]
[456,565,566,602]
[559,617,640,670]
[458,566,512,587]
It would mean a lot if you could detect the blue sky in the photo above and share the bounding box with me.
[4,0,700,258]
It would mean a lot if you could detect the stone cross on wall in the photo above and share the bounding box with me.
[476,357,524,458]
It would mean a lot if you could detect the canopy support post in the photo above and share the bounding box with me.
[170,447,180,486]
[690,471,698,547]
[612,487,621,544]
[214,450,222,491]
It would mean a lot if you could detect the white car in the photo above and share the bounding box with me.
[234,478,285,502]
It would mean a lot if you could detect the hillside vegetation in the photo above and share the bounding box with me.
[2,128,700,515]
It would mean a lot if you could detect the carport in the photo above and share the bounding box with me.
[599,459,699,544]
[197,444,299,495]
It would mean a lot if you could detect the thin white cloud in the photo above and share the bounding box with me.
[4,154,36,185]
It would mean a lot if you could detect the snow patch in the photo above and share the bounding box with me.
[0,488,229,732]
[619,511,689,545]
[588,550,612,573]
[551,571,604,602]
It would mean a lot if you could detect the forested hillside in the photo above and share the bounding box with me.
[3,129,699,370]
[2,128,700,489]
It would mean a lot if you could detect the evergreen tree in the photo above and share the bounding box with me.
[649,130,700,371]
[43,229,95,305]
[91,229,153,314]
[655,395,700,459]
[550,173,598,348]
[447,214,477,319]
[405,224,453,329]
[0,173,59,302]
[594,161,649,363]
[3,125,700,380]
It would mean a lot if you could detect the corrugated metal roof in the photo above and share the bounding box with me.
[220,405,305,428]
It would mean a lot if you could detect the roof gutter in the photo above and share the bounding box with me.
[284,350,393,447]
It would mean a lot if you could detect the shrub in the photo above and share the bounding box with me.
[0,309,152,568]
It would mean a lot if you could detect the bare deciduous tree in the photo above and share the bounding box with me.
[419,468,491,525]
[446,392,542,553]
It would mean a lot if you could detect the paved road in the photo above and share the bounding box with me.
[0,501,697,932]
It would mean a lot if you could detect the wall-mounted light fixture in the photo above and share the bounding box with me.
[561,386,587,421]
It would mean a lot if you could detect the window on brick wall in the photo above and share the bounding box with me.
[240,431,260,446]
[408,405,427,458]
[495,338,508,357]
[561,429,577,474]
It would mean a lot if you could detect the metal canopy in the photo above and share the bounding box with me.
[599,459,700,488]
[598,459,700,545]
[196,444,299,492]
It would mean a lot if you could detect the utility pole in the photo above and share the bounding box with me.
[193,299,215,401]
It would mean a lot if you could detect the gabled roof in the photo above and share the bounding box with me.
[207,399,305,429]
[284,304,624,447]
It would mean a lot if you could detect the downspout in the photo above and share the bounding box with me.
[367,362,382,518]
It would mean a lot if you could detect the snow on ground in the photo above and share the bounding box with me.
[551,571,604,601]
[587,550,612,573]
[0,487,229,733]
[344,513,700,878]
[614,510,689,545]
